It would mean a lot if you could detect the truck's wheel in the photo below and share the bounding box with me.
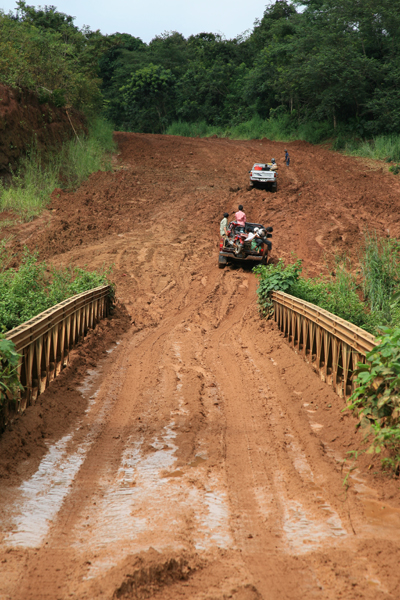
[261,250,269,265]
[218,255,227,269]
[271,183,277,193]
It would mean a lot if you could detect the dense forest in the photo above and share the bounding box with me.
[1,0,399,140]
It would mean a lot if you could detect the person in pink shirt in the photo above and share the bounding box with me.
[235,205,246,229]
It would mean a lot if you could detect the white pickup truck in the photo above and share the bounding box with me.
[249,163,278,192]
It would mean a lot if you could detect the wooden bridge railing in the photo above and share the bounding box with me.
[3,285,111,427]
[271,291,377,399]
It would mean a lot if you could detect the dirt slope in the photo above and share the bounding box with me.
[0,133,400,600]
[0,84,86,178]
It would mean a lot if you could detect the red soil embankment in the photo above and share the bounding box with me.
[0,84,86,178]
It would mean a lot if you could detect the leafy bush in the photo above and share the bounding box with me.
[0,248,113,332]
[253,259,302,316]
[347,327,400,474]
[0,335,23,408]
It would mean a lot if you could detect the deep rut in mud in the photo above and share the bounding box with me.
[1,133,400,599]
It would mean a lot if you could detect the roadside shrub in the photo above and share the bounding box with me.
[293,258,375,332]
[347,327,400,474]
[0,335,23,408]
[253,259,302,316]
[0,143,60,219]
[0,248,113,332]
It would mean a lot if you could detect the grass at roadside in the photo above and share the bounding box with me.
[0,117,116,220]
[334,134,400,163]
[254,257,377,333]
[0,245,113,332]
[0,245,114,408]
[167,117,400,169]
[254,232,400,336]
[167,114,333,145]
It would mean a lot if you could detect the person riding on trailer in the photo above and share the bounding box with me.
[235,205,246,230]
[220,212,229,246]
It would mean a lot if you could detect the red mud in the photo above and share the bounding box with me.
[0,133,400,599]
[0,84,86,177]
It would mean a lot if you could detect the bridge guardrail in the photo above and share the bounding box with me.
[3,285,111,427]
[271,291,377,399]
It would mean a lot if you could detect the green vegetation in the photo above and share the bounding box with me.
[0,1,104,112]
[166,115,333,144]
[94,0,400,141]
[254,258,375,332]
[2,1,400,148]
[334,135,400,163]
[255,233,400,335]
[0,335,23,408]
[0,245,113,408]
[348,329,400,476]
[0,117,115,219]
[359,233,400,327]
[0,247,113,332]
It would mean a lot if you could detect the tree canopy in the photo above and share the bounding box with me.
[1,1,399,135]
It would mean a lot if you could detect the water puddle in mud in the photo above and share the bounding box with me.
[323,445,400,539]
[310,422,323,431]
[77,368,100,398]
[283,499,346,554]
[287,440,314,482]
[5,434,91,548]
[278,434,347,554]
[77,423,230,580]
[3,358,118,548]
[350,471,400,536]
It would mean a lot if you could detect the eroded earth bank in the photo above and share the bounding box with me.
[1,134,400,599]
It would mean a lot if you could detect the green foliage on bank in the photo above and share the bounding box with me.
[0,117,115,219]
[0,247,113,332]
[0,245,113,409]
[255,234,400,334]
[254,258,375,333]
[348,329,400,476]
[333,135,400,163]
[0,335,23,408]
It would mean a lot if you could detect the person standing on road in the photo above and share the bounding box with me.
[284,149,290,167]
[220,212,229,246]
[235,205,246,229]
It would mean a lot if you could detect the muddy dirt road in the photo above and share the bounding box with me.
[1,134,400,599]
